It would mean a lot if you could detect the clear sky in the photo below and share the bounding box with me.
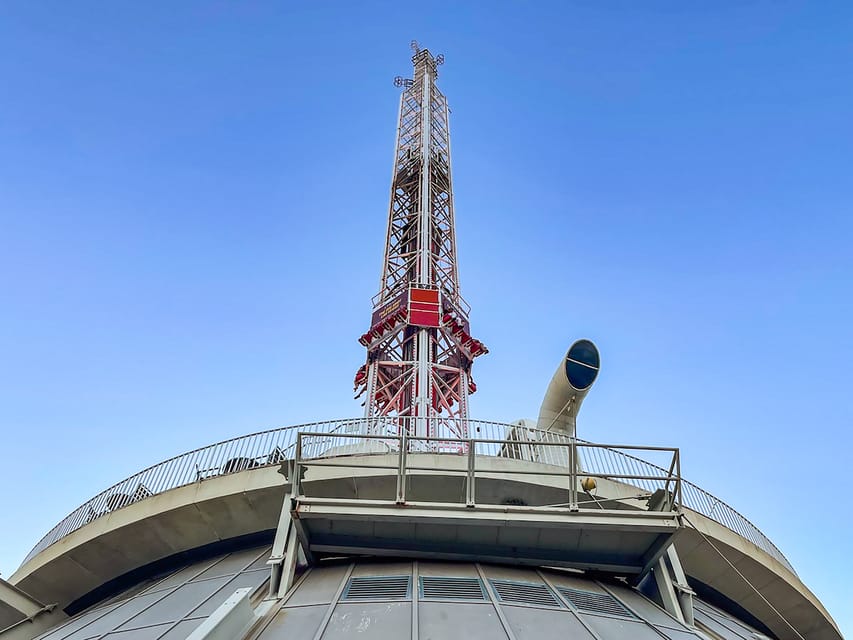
[1,0,851,636]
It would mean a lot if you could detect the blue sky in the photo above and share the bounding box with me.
[1,0,851,635]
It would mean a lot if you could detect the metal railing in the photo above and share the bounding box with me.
[294,430,682,511]
[19,418,795,574]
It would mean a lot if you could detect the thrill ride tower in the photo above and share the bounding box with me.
[354,42,487,438]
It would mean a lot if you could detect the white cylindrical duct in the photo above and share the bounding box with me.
[536,339,600,437]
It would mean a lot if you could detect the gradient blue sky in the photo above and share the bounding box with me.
[1,1,851,635]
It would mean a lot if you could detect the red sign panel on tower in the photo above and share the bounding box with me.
[370,291,408,332]
[409,287,441,327]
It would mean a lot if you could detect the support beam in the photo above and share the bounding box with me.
[267,462,298,599]
[666,546,695,627]
[266,482,293,598]
[654,555,685,624]
[639,544,696,628]
[0,578,53,621]
[276,521,301,599]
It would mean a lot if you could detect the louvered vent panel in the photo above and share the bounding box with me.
[420,577,486,601]
[558,587,635,618]
[489,580,561,608]
[342,576,411,600]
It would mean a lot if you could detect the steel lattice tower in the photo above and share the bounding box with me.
[354,43,487,439]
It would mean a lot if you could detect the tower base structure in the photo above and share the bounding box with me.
[0,418,841,640]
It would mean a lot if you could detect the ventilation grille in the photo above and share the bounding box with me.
[558,587,635,618]
[342,576,411,600]
[489,579,561,608]
[420,577,486,601]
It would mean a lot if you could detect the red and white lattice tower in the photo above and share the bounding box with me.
[353,43,487,439]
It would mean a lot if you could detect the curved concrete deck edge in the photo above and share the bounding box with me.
[7,459,841,640]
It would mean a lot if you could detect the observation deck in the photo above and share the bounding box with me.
[3,419,842,640]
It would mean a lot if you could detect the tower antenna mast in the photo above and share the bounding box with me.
[354,43,487,439]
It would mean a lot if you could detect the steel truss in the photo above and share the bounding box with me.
[354,45,486,439]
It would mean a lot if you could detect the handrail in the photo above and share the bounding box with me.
[18,417,795,574]
[293,430,682,512]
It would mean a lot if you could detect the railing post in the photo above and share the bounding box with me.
[466,438,476,507]
[675,449,682,511]
[569,438,578,511]
[293,434,303,497]
[396,431,407,504]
